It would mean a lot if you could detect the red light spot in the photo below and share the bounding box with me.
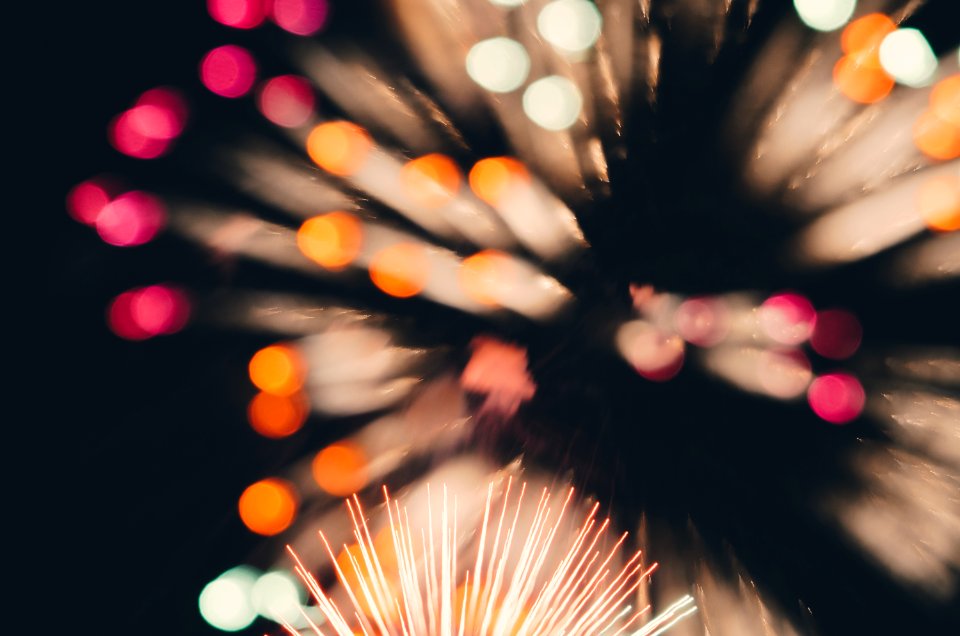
[807,373,865,424]
[810,309,862,360]
[200,45,257,98]
[257,75,315,127]
[760,292,817,346]
[109,109,172,159]
[135,88,188,138]
[95,191,165,247]
[66,178,117,225]
[108,285,190,340]
[270,0,329,35]
[674,297,729,347]
[208,0,266,29]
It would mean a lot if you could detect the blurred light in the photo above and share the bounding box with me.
[918,174,960,232]
[616,320,685,382]
[200,45,257,98]
[251,570,304,623]
[461,336,536,417]
[109,110,171,159]
[66,178,114,225]
[238,477,298,535]
[248,391,308,438]
[130,285,190,335]
[833,55,894,104]
[807,372,865,423]
[208,0,266,29]
[810,309,862,359]
[108,290,150,340]
[841,14,895,62]
[306,121,372,176]
[465,37,530,93]
[759,292,816,346]
[249,344,305,396]
[257,75,314,127]
[270,0,329,36]
[913,109,960,160]
[673,297,729,347]
[468,157,530,206]
[459,250,512,305]
[297,211,363,269]
[489,0,525,6]
[537,0,602,53]
[522,75,582,131]
[312,443,368,496]
[400,154,462,208]
[931,74,960,126]
[793,0,855,32]
[879,29,937,87]
[369,243,430,298]
[95,191,165,246]
[198,566,259,632]
[757,349,813,399]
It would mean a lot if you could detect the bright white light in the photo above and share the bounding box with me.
[793,0,856,32]
[522,76,582,131]
[252,570,304,623]
[465,37,530,93]
[879,29,938,87]
[537,0,602,53]
[489,0,525,6]
[198,566,259,632]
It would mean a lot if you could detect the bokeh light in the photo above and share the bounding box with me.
[251,570,305,623]
[95,191,165,247]
[537,0,602,54]
[368,243,430,298]
[807,372,865,424]
[208,0,266,29]
[489,0,525,6]
[617,321,685,382]
[879,29,937,87]
[270,0,329,36]
[248,344,305,396]
[198,566,259,632]
[759,292,816,346]
[129,284,190,335]
[465,37,530,93]
[296,211,363,269]
[931,74,960,126]
[109,109,171,159]
[917,174,960,232]
[522,75,583,131]
[757,349,813,399]
[841,14,895,60]
[257,75,315,127]
[793,0,856,32]
[468,157,530,205]
[673,297,729,347]
[810,309,863,360]
[913,109,960,161]
[66,178,115,225]
[400,153,462,208]
[200,45,257,98]
[312,443,368,496]
[248,391,308,438]
[237,477,298,535]
[306,121,372,176]
[833,54,894,104]
[459,250,512,305]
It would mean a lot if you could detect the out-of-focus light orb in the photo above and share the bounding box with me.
[238,477,298,536]
[251,570,304,623]
[468,157,530,206]
[673,297,729,347]
[459,250,513,306]
[249,344,305,396]
[807,372,865,424]
[257,75,315,127]
[270,0,329,36]
[369,243,430,298]
[198,566,259,632]
[759,292,817,346]
[296,211,363,269]
[400,153,462,208]
[811,309,862,360]
[931,74,960,126]
[522,75,582,131]
[66,179,114,225]
[131,285,190,336]
[757,349,813,399]
[913,109,960,161]
[108,290,150,340]
[208,0,266,29]
[109,110,171,159]
[248,391,308,438]
[306,121,372,176]
[465,37,530,93]
[878,29,937,87]
[616,320,685,382]
[489,0,525,6]
[95,191,165,247]
[312,443,368,496]
[136,88,188,136]
[841,13,895,61]
[833,55,894,103]
[793,0,855,32]
[200,45,257,98]
[918,174,960,232]
[537,0,602,53]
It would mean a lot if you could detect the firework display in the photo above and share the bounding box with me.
[54,0,959,634]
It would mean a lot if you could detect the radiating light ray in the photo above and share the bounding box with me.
[870,388,960,468]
